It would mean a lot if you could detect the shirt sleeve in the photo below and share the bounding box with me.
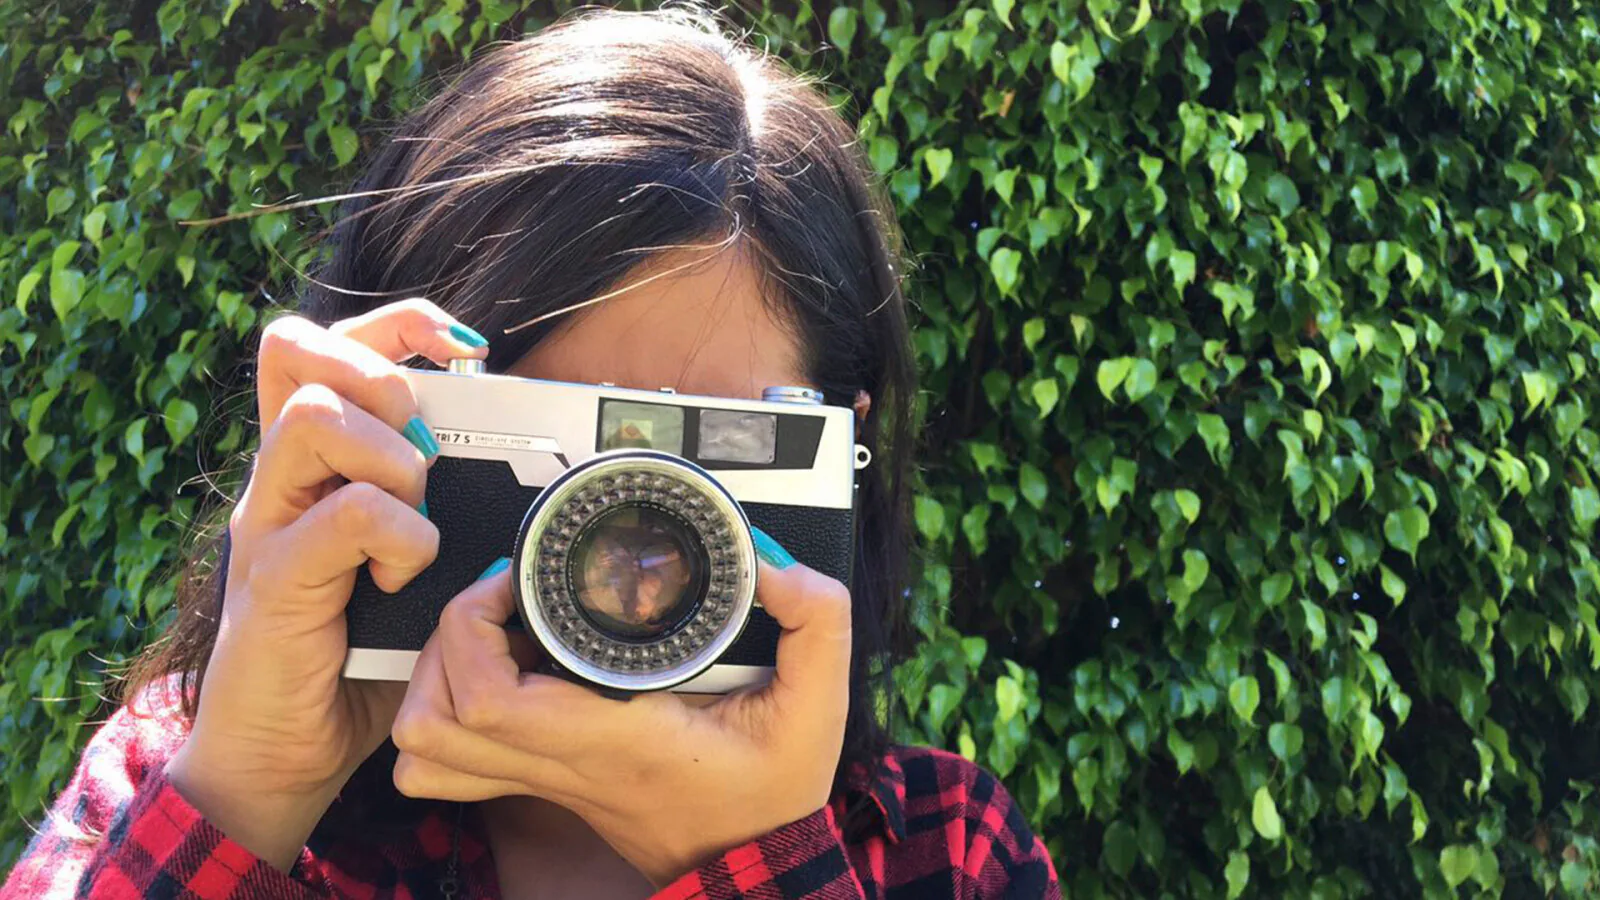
[0,691,329,900]
[948,758,1062,900]
[652,805,867,900]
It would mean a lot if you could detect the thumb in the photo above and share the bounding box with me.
[751,529,852,725]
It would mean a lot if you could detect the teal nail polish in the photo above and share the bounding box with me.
[417,499,429,518]
[751,526,796,570]
[478,557,511,581]
[449,323,489,348]
[401,416,440,459]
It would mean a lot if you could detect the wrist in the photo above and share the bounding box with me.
[166,737,345,872]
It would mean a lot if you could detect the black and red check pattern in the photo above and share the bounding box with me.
[3,686,1059,899]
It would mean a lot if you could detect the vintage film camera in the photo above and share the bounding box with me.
[342,358,866,694]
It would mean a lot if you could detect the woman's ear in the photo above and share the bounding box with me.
[853,390,872,425]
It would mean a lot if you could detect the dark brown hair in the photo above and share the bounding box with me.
[125,6,916,828]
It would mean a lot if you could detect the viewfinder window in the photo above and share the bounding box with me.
[600,401,685,454]
[698,410,777,464]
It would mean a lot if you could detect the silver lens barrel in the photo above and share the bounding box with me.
[513,450,758,692]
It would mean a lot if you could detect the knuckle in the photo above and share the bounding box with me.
[391,755,428,798]
[454,688,503,733]
[257,316,308,365]
[276,385,344,433]
[394,296,442,320]
[811,576,853,625]
[373,368,415,411]
[390,710,441,758]
[331,482,388,533]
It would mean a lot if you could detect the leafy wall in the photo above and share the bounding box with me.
[5,1,1600,895]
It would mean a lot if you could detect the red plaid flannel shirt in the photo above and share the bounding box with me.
[3,684,1059,899]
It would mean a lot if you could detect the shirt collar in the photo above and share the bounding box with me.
[844,752,907,844]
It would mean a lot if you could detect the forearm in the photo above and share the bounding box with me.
[166,739,342,873]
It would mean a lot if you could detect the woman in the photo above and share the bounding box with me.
[2,9,1060,899]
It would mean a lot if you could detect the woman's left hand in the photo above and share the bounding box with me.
[389,554,853,886]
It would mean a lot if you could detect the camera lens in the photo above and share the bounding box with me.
[513,450,757,692]
[569,504,706,641]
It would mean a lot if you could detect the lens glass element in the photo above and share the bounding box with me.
[568,503,706,641]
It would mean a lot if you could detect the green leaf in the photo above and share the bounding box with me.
[1252,786,1283,841]
[1125,0,1152,35]
[1181,548,1209,593]
[1031,378,1059,418]
[124,419,146,461]
[1350,177,1378,217]
[995,675,1024,722]
[1196,414,1230,464]
[1265,173,1301,217]
[868,136,898,175]
[163,399,199,445]
[49,268,85,322]
[1102,820,1137,877]
[1268,722,1303,761]
[1301,601,1328,651]
[1228,676,1260,723]
[1260,573,1292,608]
[1440,845,1479,889]
[1124,359,1158,403]
[167,189,203,221]
[1019,462,1049,509]
[990,0,1014,27]
[990,248,1022,295]
[17,269,43,313]
[914,495,945,541]
[1380,564,1407,606]
[329,124,360,167]
[82,206,107,246]
[23,433,55,466]
[1169,250,1196,292]
[1174,489,1201,524]
[1022,317,1046,351]
[827,7,858,55]
[1097,357,1133,400]
[1167,729,1195,774]
[1225,851,1249,899]
[1383,507,1430,559]
[924,147,953,187]
[1522,370,1553,412]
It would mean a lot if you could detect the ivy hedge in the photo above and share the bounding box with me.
[6,0,1600,895]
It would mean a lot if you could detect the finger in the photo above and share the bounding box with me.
[435,569,630,752]
[240,384,428,532]
[255,314,421,432]
[755,559,853,728]
[330,297,490,364]
[437,567,524,708]
[392,634,582,802]
[393,751,529,802]
[248,481,438,618]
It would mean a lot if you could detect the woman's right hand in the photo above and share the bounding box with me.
[165,298,488,870]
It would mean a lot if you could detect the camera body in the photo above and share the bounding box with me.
[342,360,860,694]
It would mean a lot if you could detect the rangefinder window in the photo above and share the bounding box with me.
[698,410,777,464]
[600,401,684,454]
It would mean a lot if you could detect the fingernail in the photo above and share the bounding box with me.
[417,499,429,518]
[478,557,511,581]
[751,526,796,570]
[401,416,440,459]
[449,322,489,348]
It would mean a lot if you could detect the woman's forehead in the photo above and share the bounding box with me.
[505,249,809,401]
